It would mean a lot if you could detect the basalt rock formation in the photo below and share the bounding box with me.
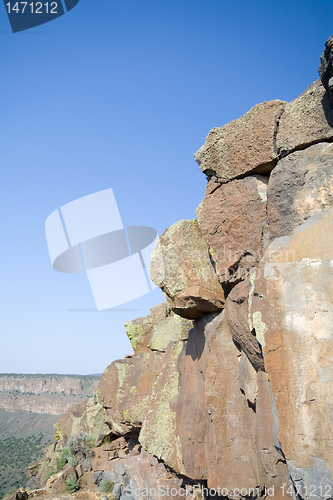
[25,38,333,500]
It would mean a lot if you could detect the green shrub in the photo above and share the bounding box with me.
[45,469,55,481]
[100,480,114,493]
[67,456,78,467]
[83,432,95,451]
[60,446,77,466]
[57,457,67,471]
[65,475,80,493]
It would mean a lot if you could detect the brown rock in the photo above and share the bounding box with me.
[100,437,127,451]
[224,279,264,371]
[250,209,333,497]
[256,371,290,496]
[79,470,95,490]
[194,100,285,183]
[52,463,76,494]
[151,219,225,319]
[197,175,268,285]
[123,450,189,500]
[204,312,266,491]
[276,80,333,156]
[124,314,153,355]
[268,142,333,240]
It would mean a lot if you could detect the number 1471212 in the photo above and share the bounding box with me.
[5,2,58,13]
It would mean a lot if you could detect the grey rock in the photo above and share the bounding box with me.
[93,470,104,485]
[287,458,333,500]
[116,462,126,475]
[81,458,92,472]
[103,471,119,483]
[319,35,333,103]
[268,142,333,240]
[113,483,123,500]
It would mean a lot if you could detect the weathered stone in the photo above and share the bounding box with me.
[238,351,258,406]
[52,463,76,494]
[122,450,193,500]
[204,312,267,491]
[276,80,333,156]
[224,278,264,371]
[75,463,83,477]
[250,209,333,500]
[124,315,153,355]
[319,36,333,103]
[194,100,285,183]
[197,175,268,285]
[256,372,290,494]
[56,397,109,444]
[268,142,333,240]
[3,490,29,500]
[151,219,225,319]
[148,317,183,352]
[79,470,95,489]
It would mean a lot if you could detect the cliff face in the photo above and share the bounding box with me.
[30,37,333,500]
[0,375,100,415]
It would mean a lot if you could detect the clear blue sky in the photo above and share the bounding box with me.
[1,0,332,374]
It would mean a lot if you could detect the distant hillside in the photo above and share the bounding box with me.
[0,374,100,414]
[0,373,101,499]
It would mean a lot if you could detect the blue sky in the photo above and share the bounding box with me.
[1,0,332,374]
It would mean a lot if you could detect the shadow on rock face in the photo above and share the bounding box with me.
[185,313,219,361]
[321,91,333,126]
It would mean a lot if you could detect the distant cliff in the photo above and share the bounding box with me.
[0,374,100,415]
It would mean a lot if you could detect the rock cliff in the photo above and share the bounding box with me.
[24,37,333,500]
[0,374,100,415]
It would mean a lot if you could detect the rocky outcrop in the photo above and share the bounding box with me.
[194,100,285,182]
[151,219,225,319]
[29,36,333,500]
[196,175,268,286]
[268,142,333,240]
[275,80,333,157]
[250,209,333,499]
[125,302,193,354]
[319,35,333,103]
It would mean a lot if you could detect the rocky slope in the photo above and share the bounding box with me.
[0,375,100,500]
[22,36,333,500]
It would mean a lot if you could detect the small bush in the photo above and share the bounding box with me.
[83,432,95,451]
[67,456,78,467]
[57,457,67,471]
[61,446,77,466]
[65,475,80,493]
[100,480,114,493]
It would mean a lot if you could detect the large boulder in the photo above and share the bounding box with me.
[276,80,333,157]
[268,142,333,240]
[194,100,286,183]
[196,175,268,285]
[319,35,333,103]
[150,219,225,319]
[250,208,333,500]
